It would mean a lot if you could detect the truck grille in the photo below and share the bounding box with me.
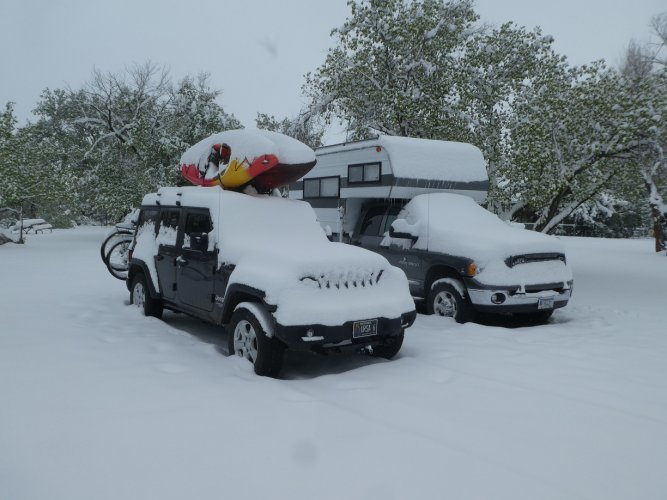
[505,253,566,268]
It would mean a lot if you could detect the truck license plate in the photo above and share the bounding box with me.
[538,297,555,310]
[353,319,378,338]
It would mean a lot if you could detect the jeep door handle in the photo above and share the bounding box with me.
[175,256,189,266]
[156,255,165,261]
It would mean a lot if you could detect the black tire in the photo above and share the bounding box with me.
[130,272,163,319]
[426,280,474,323]
[370,330,404,359]
[518,309,553,325]
[106,239,131,280]
[228,305,285,377]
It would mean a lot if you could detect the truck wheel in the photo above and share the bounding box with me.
[370,331,404,359]
[427,281,473,323]
[130,272,163,319]
[228,305,285,377]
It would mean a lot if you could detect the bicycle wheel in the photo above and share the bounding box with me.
[100,230,133,266]
[106,239,132,280]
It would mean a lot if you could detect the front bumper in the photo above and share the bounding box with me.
[275,311,416,353]
[466,280,573,314]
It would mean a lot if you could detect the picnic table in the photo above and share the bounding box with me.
[10,219,53,234]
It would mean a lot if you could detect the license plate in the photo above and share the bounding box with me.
[353,319,378,338]
[538,297,555,310]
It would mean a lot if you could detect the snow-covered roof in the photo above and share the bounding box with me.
[317,135,488,183]
[379,136,487,182]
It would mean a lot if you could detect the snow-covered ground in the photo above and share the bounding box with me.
[1,228,666,500]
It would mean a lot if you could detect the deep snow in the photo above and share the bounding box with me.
[1,228,666,500]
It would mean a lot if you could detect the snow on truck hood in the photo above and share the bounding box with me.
[389,193,572,286]
[395,194,566,261]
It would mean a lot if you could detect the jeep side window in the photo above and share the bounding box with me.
[183,211,212,250]
[137,208,159,235]
[158,208,180,247]
[360,206,386,237]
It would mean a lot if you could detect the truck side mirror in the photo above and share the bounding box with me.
[389,219,419,241]
[189,232,209,252]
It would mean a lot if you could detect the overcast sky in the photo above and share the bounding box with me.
[1,0,664,143]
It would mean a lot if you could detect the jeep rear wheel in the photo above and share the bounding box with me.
[228,304,285,377]
[130,273,163,319]
[427,281,473,323]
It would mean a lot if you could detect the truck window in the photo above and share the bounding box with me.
[360,206,386,236]
[382,205,403,235]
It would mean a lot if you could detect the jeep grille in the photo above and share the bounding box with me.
[300,269,384,289]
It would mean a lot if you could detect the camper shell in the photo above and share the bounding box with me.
[289,135,489,240]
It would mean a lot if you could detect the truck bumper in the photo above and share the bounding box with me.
[466,280,573,314]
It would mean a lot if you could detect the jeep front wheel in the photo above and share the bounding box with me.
[228,304,285,377]
[427,280,473,323]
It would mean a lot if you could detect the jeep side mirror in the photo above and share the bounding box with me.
[189,232,209,252]
[389,219,419,241]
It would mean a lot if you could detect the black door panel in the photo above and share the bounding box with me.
[176,248,217,311]
[175,209,217,312]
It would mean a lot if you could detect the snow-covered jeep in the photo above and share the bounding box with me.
[127,186,416,376]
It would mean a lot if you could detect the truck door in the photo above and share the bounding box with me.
[155,207,181,302]
[176,209,217,312]
[378,206,423,295]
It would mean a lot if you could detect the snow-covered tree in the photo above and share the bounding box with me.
[0,100,76,227]
[0,102,18,209]
[302,0,579,213]
[457,23,565,210]
[29,63,241,222]
[621,22,667,252]
[255,112,325,149]
[303,0,479,140]
[503,62,649,233]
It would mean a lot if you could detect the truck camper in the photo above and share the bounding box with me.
[291,136,573,324]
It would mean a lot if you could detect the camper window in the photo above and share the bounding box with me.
[303,176,340,199]
[348,162,381,184]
